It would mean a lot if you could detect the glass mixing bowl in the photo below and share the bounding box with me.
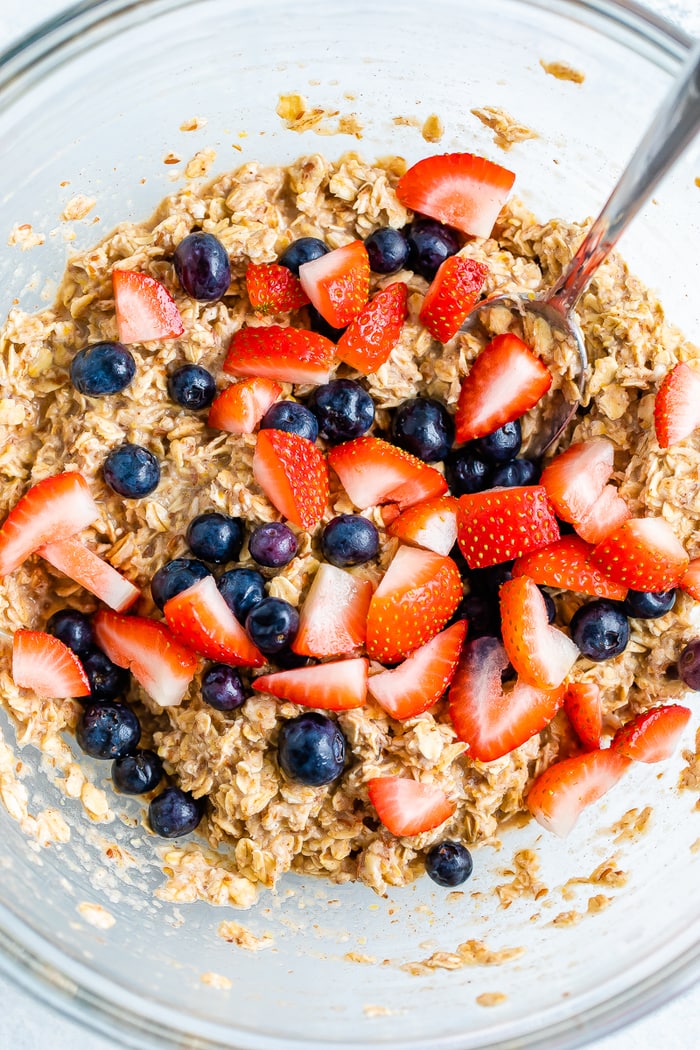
[0,1,698,1048]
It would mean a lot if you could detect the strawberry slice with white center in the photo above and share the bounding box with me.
[38,536,140,612]
[611,704,691,763]
[539,437,630,544]
[654,362,700,449]
[680,557,700,601]
[336,282,408,373]
[526,748,631,837]
[499,576,579,690]
[291,563,373,658]
[457,486,560,569]
[94,609,198,707]
[448,636,566,762]
[223,325,335,385]
[298,240,370,328]
[207,377,282,434]
[368,619,467,720]
[365,545,462,664]
[253,656,368,710]
[12,629,90,698]
[575,485,632,545]
[454,333,552,443]
[512,535,628,601]
[387,495,460,556]
[327,436,447,512]
[367,776,455,837]
[589,517,689,592]
[564,682,603,751]
[253,429,329,529]
[164,575,265,667]
[395,152,515,239]
[419,256,488,343]
[113,269,184,344]
[0,472,99,577]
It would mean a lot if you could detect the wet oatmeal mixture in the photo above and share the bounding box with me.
[0,150,699,900]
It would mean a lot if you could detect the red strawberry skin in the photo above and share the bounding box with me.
[336,283,407,373]
[164,575,265,667]
[207,378,281,434]
[681,557,700,601]
[457,486,560,569]
[328,436,447,511]
[512,535,628,601]
[527,748,631,837]
[253,657,368,710]
[589,517,689,591]
[299,240,370,328]
[564,682,602,751]
[367,777,455,837]
[654,362,700,448]
[38,536,140,612]
[419,256,488,343]
[12,629,90,698]
[246,262,309,314]
[113,269,184,344]
[611,705,691,763]
[223,325,335,385]
[253,429,329,529]
[368,619,467,720]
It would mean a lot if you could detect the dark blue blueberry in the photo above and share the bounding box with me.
[623,589,677,620]
[260,401,319,441]
[167,364,216,410]
[489,458,540,488]
[679,640,700,690]
[445,447,490,496]
[112,749,163,794]
[364,226,410,274]
[81,647,130,702]
[217,568,266,624]
[308,379,374,443]
[454,592,501,639]
[103,443,160,499]
[569,600,629,661]
[307,305,346,342]
[46,609,94,655]
[390,397,454,462]
[185,512,244,564]
[148,786,204,838]
[151,558,211,611]
[321,514,379,567]
[278,237,329,276]
[201,664,246,711]
[70,342,135,397]
[248,522,298,568]
[274,648,313,670]
[245,597,299,655]
[469,561,514,598]
[277,711,346,786]
[76,702,141,759]
[425,840,474,887]
[405,218,461,281]
[541,588,556,624]
[173,232,231,301]
[474,421,522,464]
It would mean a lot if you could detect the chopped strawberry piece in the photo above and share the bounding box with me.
[207,377,282,434]
[367,776,455,837]
[223,325,335,385]
[387,495,460,556]
[454,333,552,443]
[575,485,631,545]
[654,362,700,449]
[365,545,462,664]
[94,609,199,707]
[368,620,467,720]
[298,240,370,328]
[611,704,691,763]
[457,486,560,569]
[419,256,488,342]
[395,152,515,239]
[38,536,140,612]
[335,282,408,373]
[539,437,630,545]
[164,575,265,667]
[112,269,184,344]
[512,535,628,601]
[680,557,700,601]
[448,635,566,762]
[500,576,579,690]
[253,657,368,710]
[328,436,447,512]
[253,429,329,529]
[245,262,309,314]
[0,472,99,577]
[564,682,603,751]
[589,517,689,592]
[527,748,631,837]
[292,563,373,658]
[12,629,90,698]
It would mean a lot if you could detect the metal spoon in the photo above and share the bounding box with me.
[462,42,700,459]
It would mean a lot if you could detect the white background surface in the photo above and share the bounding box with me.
[0,0,699,1048]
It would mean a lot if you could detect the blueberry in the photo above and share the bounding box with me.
[278,237,329,276]
[364,227,410,274]
[277,711,346,786]
[321,514,379,567]
[454,592,501,639]
[201,664,246,711]
[81,647,130,702]
[167,364,216,410]
[151,558,211,611]
[541,588,556,624]
[469,561,514,598]
[474,421,522,464]
[490,458,540,488]
[390,397,454,462]
[444,447,491,496]
[569,600,629,661]
[76,702,141,759]
[274,648,314,670]
[46,609,94,655]
[112,749,163,794]
[185,512,244,564]
[103,443,160,499]
[405,218,461,281]
[425,840,474,887]
[679,640,700,690]
[70,342,135,397]
[248,522,298,568]
[246,597,299,655]
[218,568,267,624]
[308,379,374,443]
[260,401,319,441]
[173,231,231,301]
[623,589,677,620]
[148,786,204,838]
[307,305,346,342]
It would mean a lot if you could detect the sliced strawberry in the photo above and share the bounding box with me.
[419,256,488,342]
[457,486,560,569]
[253,429,329,529]
[512,535,628,601]
[93,609,199,707]
[526,748,631,837]
[365,545,462,664]
[328,436,447,512]
[500,576,579,690]
[253,656,368,710]
[0,472,99,577]
[680,557,700,601]
[654,362,700,449]
[387,495,460,556]
[12,629,90,698]
[448,635,566,762]
[38,536,140,612]
[540,437,629,543]
[164,575,265,667]
[335,283,407,373]
[292,563,373,658]
[454,333,552,443]
[223,325,335,385]
[207,377,282,434]
[589,517,689,592]
[245,262,309,314]
[564,682,602,751]
[298,240,370,328]
[575,485,631,545]
[368,620,467,720]
[367,776,455,837]
[112,269,184,344]
[395,152,515,239]
[611,704,691,763]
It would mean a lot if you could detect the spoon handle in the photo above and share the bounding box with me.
[546,42,700,316]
